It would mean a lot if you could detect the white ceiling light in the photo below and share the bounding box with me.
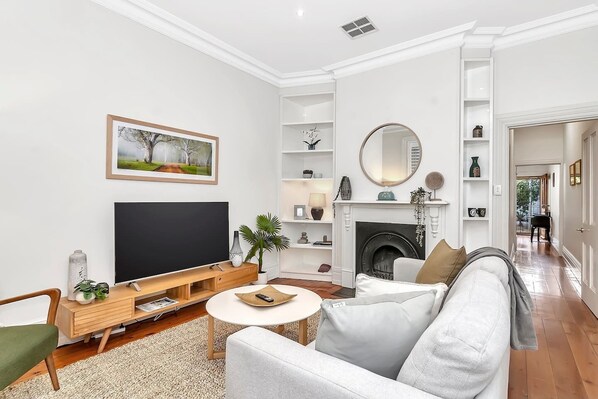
[296,9,304,17]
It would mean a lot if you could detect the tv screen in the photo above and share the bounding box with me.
[114,202,229,283]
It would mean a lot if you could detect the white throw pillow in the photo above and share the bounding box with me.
[355,273,448,318]
[315,292,435,379]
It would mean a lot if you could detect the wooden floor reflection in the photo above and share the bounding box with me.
[509,236,598,399]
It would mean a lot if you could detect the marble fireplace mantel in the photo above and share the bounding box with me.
[332,200,449,288]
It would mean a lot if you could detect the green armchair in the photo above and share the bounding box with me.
[0,288,61,391]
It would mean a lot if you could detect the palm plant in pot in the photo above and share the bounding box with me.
[240,213,290,285]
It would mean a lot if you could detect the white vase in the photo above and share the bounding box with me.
[229,231,243,267]
[75,291,95,305]
[253,272,268,285]
[68,250,87,301]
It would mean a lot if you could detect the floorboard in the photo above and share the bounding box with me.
[12,236,598,399]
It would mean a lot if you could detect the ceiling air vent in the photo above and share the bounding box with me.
[341,16,377,39]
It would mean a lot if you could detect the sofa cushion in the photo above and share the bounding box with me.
[0,324,58,389]
[315,292,435,379]
[397,268,510,399]
[415,239,466,285]
[355,273,448,318]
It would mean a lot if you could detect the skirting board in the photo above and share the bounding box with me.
[562,246,581,270]
[550,237,561,256]
[93,326,126,339]
[279,271,333,282]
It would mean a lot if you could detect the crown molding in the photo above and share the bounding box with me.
[278,70,335,88]
[322,22,474,78]
[494,5,598,50]
[91,1,598,87]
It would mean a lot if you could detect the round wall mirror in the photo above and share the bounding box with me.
[359,123,422,186]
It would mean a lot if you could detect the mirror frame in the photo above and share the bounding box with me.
[359,122,423,187]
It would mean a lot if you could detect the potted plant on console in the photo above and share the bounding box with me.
[240,213,290,285]
[74,279,109,305]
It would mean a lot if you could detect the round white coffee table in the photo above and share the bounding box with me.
[205,284,322,359]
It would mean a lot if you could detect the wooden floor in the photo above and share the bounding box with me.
[509,236,598,399]
[15,237,598,399]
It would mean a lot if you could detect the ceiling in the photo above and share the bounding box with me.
[94,0,598,86]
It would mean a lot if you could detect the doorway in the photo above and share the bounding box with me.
[515,177,541,235]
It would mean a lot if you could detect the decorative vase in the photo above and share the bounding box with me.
[307,143,317,150]
[75,291,95,305]
[377,187,396,201]
[68,250,88,301]
[297,232,309,244]
[472,125,483,138]
[340,176,352,200]
[229,231,243,267]
[469,156,481,178]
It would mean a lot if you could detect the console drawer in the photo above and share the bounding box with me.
[216,266,257,291]
[73,298,133,335]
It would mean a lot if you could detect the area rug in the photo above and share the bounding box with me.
[0,314,320,399]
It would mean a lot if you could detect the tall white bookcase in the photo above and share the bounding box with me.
[279,93,335,281]
[459,58,493,250]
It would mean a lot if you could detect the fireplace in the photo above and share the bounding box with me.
[355,222,425,280]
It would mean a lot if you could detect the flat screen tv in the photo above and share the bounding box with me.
[114,202,229,284]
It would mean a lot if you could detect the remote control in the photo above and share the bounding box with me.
[255,293,274,303]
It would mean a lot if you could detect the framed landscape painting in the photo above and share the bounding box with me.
[106,115,218,184]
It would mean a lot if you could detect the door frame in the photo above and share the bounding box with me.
[494,101,598,255]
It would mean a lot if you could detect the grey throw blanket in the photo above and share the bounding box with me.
[442,247,538,351]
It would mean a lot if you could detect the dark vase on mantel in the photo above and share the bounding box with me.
[340,176,352,200]
[469,156,481,178]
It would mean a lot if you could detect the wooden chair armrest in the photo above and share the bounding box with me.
[0,288,62,324]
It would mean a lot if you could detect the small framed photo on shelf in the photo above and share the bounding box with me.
[294,205,307,220]
[569,163,576,186]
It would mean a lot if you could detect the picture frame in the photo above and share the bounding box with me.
[574,159,582,185]
[294,205,307,220]
[106,115,218,184]
[569,163,576,186]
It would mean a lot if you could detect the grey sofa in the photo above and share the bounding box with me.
[226,256,511,399]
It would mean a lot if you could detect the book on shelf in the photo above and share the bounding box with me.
[313,241,332,246]
[135,297,178,312]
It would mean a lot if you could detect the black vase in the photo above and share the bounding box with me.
[340,176,352,200]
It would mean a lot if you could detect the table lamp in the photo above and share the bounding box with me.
[309,193,326,221]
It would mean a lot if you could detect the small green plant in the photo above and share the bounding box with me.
[240,213,290,274]
[74,279,108,300]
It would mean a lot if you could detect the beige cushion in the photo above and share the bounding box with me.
[415,240,466,285]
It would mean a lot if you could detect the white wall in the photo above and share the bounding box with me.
[513,125,564,165]
[548,164,561,249]
[335,48,461,247]
[515,165,550,177]
[0,0,279,325]
[493,26,598,251]
[562,120,598,262]
[495,27,598,115]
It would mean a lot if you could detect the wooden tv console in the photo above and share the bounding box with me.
[56,262,257,353]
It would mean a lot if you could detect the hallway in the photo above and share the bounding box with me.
[508,236,598,398]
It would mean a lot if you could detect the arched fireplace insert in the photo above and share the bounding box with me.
[356,222,425,280]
